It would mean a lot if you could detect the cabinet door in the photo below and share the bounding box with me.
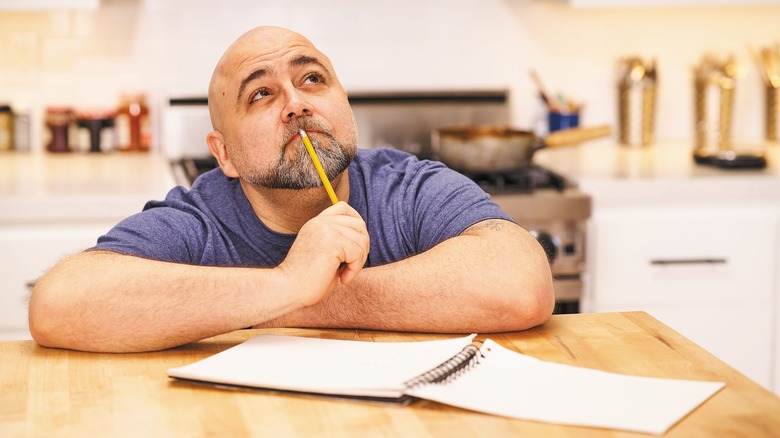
[0,223,113,340]
[589,206,776,306]
[775,224,780,395]
[585,205,777,392]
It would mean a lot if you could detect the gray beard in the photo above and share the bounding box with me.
[243,132,354,190]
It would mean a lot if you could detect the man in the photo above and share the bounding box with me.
[28,26,554,353]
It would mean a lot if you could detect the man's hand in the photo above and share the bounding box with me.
[277,201,370,307]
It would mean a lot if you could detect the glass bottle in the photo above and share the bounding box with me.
[116,93,150,151]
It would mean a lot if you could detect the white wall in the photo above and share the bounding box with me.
[1,0,778,151]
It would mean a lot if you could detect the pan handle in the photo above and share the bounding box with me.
[544,125,612,148]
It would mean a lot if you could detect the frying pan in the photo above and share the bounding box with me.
[431,125,612,172]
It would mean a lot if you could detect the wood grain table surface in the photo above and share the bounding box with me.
[2,311,778,437]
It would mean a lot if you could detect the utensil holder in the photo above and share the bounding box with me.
[694,78,734,156]
[548,111,579,132]
[618,83,656,147]
[767,85,778,141]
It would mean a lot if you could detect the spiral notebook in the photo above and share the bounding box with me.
[167,334,724,435]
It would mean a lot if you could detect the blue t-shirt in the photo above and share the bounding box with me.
[94,148,512,267]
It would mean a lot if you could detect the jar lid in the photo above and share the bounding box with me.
[120,92,148,103]
[0,104,12,112]
[76,108,116,120]
[46,106,74,114]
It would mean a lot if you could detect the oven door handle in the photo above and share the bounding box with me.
[649,258,727,266]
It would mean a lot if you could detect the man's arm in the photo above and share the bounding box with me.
[28,202,369,353]
[29,251,291,352]
[257,219,555,333]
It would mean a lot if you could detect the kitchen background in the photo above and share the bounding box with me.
[3,0,780,396]
[1,0,779,150]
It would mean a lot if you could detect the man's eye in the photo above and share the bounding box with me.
[250,89,271,102]
[304,73,324,85]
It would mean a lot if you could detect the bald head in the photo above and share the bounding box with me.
[207,26,342,131]
[203,26,358,192]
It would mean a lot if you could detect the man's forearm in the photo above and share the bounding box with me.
[260,220,555,333]
[28,251,298,352]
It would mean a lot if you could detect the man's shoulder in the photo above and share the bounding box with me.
[352,148,445,174]
[145,167,239,215]
[354,147,415,164]
[190,167,234,192]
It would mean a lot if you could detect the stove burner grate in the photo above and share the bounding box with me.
[461,165,567,194]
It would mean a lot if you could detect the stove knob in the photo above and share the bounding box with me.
[530,230,559,264]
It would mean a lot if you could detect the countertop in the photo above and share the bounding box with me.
[532,140,780,207]
[1,311,778,437]
[0,151,177,223]
[4,141,779,221]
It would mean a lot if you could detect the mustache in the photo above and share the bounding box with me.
[280,117,334,151]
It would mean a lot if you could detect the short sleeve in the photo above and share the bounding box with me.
[402,160,512,252]
[92,199,211,264]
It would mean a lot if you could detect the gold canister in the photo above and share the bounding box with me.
[754,45,780,141]
[617,57,656,147]
[767,85,778,141]
[693,55,738,157]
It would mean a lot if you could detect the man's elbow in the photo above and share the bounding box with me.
[29,285,57,348]
[491,265,555,332]
[28,274,74,349]
[516,274,555,329]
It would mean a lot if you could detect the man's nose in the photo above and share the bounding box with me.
[282,88,313,122]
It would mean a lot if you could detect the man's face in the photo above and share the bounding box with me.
[209,28,358,189]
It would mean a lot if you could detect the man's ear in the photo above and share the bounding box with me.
[206,130,239,178]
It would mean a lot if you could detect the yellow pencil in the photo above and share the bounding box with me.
[299,128,339,205]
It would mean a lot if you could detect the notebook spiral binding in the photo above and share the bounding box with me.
[404,343,484,389]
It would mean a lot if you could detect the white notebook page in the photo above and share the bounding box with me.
[407,339,724,435]
[168,334,475,398]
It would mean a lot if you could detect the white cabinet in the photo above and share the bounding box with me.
[0,223,115,341]
[532,140,780,394]
[0,152,177,341]
[584,204,778,390]
[775,225,780,395]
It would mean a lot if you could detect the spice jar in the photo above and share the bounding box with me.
[115,93,151,151]
[45,107,75,153]
[13,108,30,152]
[0,105,13,151]
[75,110,116,153]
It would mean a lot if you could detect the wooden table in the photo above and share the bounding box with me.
[2,312,779,437]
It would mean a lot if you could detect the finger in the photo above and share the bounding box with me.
[336,230,369,284]
[317,207,369,239]
[339,257,365,284]
[323,201,365,222]
[335,225,370,253]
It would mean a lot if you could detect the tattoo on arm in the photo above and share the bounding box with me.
[463,219,505,234]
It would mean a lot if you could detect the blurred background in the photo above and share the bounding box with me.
[1,0,779,150]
